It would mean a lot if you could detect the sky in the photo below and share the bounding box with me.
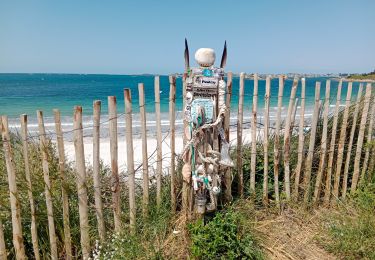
[0,0,374,74]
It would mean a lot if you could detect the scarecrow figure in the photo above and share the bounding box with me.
[182,39,233,215]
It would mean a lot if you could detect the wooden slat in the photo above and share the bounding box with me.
[169,75,177,213]
[323,80,342,205]
[1,116,26,259]
[250,74,259,196]
[0,220,6,260]
[53,109,73,258]
[332,82,353,202]
[293,78,306,200]
[273,75,284,206]
[360,98,375,183]
[154,76,163,207]
[108,96,121,231]
[303,83,321,203]
[368,146,375,181]
[313,80,330,204]
[263,76,271,206]
[37,111,58,260]
[341,84,363,199]
[92,101,106,241]
[290,98,299,135]
[351,83,372,193]
[224,72,233,202]
[138,83,150,217]
[124,89,136,232]
[20,114,41,260]
[73,106,90,258]
[237,72,245,198]
[283,77,298,200]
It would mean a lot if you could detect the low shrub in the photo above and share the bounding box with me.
[188,210,264,260]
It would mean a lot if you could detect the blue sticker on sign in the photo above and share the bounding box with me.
[203,69,213,77]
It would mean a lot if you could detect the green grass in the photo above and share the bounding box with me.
[188,206,264,260]
[319,183,375,259]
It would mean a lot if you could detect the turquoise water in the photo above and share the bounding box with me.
[0,73,359,117]
[0,73,362,138]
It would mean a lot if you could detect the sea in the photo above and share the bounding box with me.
[0,73,361,140]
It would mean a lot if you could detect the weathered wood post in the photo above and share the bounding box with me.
[351,83,372,193]
[20,115,40,259]
[124,89,136,233]
[73,106,90,259]
[37,110,58,259]
[250,74,259,197]
[237,72,245,197]
[138,83,150,217]
[323,80,342,205]
[0,220,6,260]
[53,109,73,258]
[303,82,321,203]
[263,76,271,206]
[341,84,363,198]
[224,72,233,202]
[360,98,375,183]
[92,101,106,241]
[273,75,284,206]
[20,114,41,260]
[293,78,306,200]
[313,80,330,204]
[332,82,353,202]
[154,76,163,207]
[283,77,298,200]
[108,96,121,231]
[169,75,177,213]
[1,116,26,259]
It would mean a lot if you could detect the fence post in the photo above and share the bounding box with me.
[341,84,363,199]
[262,76,271,206]
[154,76,163,207]
[73,106,90,259]
[37,111,58,259]
[138,83,150,217]
[237,72,245,198]
[92,101,106,241]
[53,109,73,258]
[273,75,284,206]
[108,96,121,231]
[293,78,306,200]
[303,82,321,203]
[283,77,298,200]
[0,220,6,260]
[360,99,375,183]
[20,114,41,260]
[368,146,375,182]
[169,76,177,213]
[290,98,299,139]
[124,89,136,233]
[332,82,352,202]
[323,80,342,205]
[250,74,259,196]
[351,83,372,193]
[224,72,233,202]
[1,116,26,259]
[313,80,330,204]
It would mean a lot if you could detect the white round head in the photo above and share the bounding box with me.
[194,48,216,67]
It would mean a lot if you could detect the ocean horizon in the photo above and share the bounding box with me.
[0,73,362,139]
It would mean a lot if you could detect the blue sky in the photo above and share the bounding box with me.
[0,0,374,74]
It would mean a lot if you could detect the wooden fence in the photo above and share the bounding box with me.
[0,74,374,259]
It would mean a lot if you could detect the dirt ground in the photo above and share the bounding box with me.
[254,206,336,260]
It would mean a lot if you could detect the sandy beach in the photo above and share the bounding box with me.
[62,127,253,178]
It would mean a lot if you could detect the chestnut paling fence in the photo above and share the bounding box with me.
[0,74,374,259]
